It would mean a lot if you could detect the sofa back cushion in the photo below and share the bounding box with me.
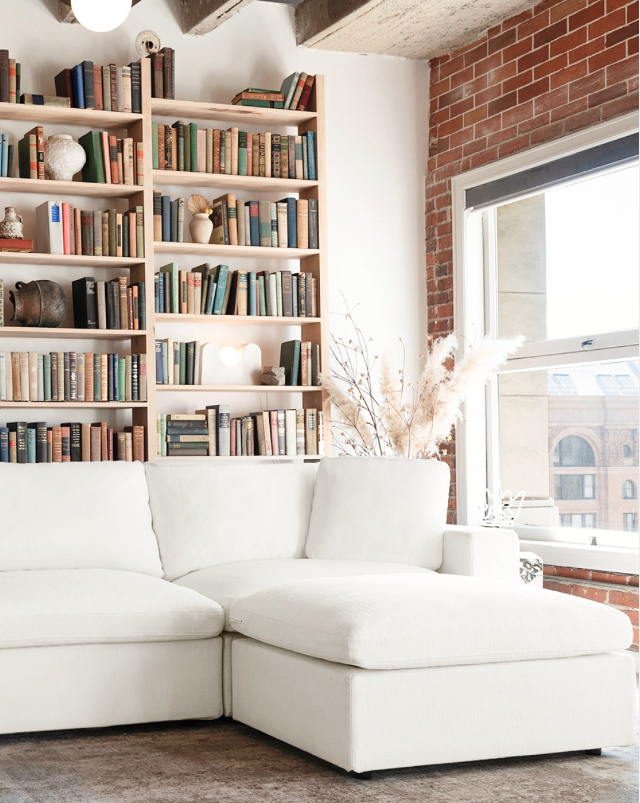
[0,462,163,576]
[145,463,318,580]
[305,457,450,569]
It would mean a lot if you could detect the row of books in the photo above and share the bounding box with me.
[154,264,318,319]
[0,133,14,177]
[152,124,316,180]
[37,202,145,258]
[149,49,175,100]
[0,421,145,463]
[230,74,316,112]
[0,49,20,104]
[156,407,324,457]
[79,131,144,185]
[55,62,142,113]
[0,352,148,403]
[72,277,146,331]
[155,340,202,387]
[279,340,320,387]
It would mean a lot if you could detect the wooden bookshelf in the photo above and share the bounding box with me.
[0,61,330,462]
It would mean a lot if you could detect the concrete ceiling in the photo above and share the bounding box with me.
[294,0,535,60]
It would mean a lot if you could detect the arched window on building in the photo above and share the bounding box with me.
[553,436,596,467]
[623,480,636,500]
[623,444,633,458]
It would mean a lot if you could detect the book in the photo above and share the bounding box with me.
[72,277,97,329]
[35,201,63,255]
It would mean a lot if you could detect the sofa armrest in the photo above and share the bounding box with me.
[439,525,520,582]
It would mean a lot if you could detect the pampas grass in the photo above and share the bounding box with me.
[321,304,523,459]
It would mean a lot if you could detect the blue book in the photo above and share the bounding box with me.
[292,274,298,317]
[155,340,163,385]
[113,352,119,401]
[279,198,297,249]
[0,427,9,462]
[71,64,85,109]
[248,272,257,316]
[213,266,229,315]
[157,272,164,313]
[161,195,171,241]
[306,132,317,180]
[27,426,36,463]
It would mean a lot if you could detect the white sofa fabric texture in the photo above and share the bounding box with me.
[305,457,450,569]
[229,573,633,670]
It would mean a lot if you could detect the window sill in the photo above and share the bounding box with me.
[518,539,639,575]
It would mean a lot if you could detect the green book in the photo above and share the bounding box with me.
[258,274,266,316]
[179,342,187,385]
[17,134,34,179]
[108,208,117,256]
[238,130,247,176]
[184,123,191,172]
[235,99,284,108]
[190,123,198,172]
[151,123,159,170]
[43,354,51,401]
[172,120,185,171]
[280,340,301,386]
[78,131,105,183]
[160,262,179,314]
[119,357,126,399]
[122,213,129,258]
[93,354,101,400]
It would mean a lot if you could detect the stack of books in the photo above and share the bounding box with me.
[154,264,318,318]
[279,340,320,386]
[155,340,201,386]
[157,406,325,457]
[78,131,144,185]
[36,201,145,258]
[55,62,142,113]
[0,351,147,403]
[279,73,316,111]
[0,49,21,104]
[152,123,316,179]
[0,133,14,177]
[72,277,146,331]
[148,49,175,100]
[231,88,283,108]
[0,421,144,463]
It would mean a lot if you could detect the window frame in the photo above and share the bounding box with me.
[451,112,639,571]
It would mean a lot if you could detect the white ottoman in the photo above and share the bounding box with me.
[229,574,636,773]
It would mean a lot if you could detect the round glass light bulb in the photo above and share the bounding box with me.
[219,346,243,367]
[71,0,132,32]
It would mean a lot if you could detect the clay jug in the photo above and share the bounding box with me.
[0,207,24,239]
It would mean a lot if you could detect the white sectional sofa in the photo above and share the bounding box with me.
[0,458,635,775]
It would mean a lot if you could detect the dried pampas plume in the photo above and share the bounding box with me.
[187,194,212,215]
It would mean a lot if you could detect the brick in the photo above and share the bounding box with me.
[463,104,488,126]
[438,86,464,108]
[474,52,502,78]
[564,106,602,131]
[551,60,589,88]
[569,35,606,62]
[475,115,504,137]
[569,0,605,30]
[606,20,639,47]
[469,145,498,168]
[429,136,449,156]
[504,99,535,126]
[503,36,533,63]
[535,52,569,79]
[589,7,627,39]
[462,74,488,98]
[543,566,558,576]
[629,36,639,54]
[450,65,475,90]
[625,608,639,627]
[629,575,639,587]
[550,0,587,24]
[488,90,518,115]
[535,17,569,47]
[449,97,475,118]
[589,80,628,106]
[534,84,569,113]
[550,94,588,119]
[499,134,532,157]
[437,276,454,291]
[544,579,572,593]
[629,2,639,22]
[569,70,606,100]
[504,69,534,93]
[474,83,504,106]
[607,0,631,11]
[518,76,551,102]
[431,77,451,98]
[463,136,488,156]
[519,9,551,39]
[519,110,551,133]
[530,119,565,143]
[439,114,465,137]
[432,107,450,127]
[573,584,609,602]
[503,7,534,32]
[489,125,519,146]
[464,42,489,68]
[519,44,550,71]
[489,27,518,54]
[439,54,465,81]
[602,89,639,117]
[449,127,475,148]
[550,26,587,57]
[485,62,517,86]
[609,588,639,608]
[633,627,639,647]
[589,570,633,586]
[553,566,591,581]
[588,41,627,72]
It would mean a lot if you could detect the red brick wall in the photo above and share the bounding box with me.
[544,566,639,649]
[426,0,639,521]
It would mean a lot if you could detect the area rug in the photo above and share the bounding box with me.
[0,719,637,803]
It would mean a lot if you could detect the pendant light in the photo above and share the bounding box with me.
[70,0,133,32]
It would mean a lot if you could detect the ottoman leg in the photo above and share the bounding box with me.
[585,748,602,756]
[349,771,374,780]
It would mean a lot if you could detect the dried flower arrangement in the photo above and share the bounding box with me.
[320,304,522,459]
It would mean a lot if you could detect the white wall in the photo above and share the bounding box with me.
[1,0,428,428]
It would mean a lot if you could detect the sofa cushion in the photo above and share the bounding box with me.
[229,573,633,670]
[0,569,224,649]
[305,457,450,569]
[145,463,318,581]
[0,463,162,576]
[174,559,433,630]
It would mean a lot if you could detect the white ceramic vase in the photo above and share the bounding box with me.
[44,134,87,182]
[190,213,214,244]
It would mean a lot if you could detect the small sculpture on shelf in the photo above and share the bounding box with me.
[44,135,86,182]
[0,207,34,253]
[187,194,214,244]
[9,280,68,328]
[261,367,286,386]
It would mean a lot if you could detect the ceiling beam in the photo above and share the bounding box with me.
[56,0,77,24]
[179,0,256,36]
[294,0,374,48]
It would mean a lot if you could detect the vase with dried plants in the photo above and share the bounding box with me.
[320,304,522,459]
[187,194,214,244]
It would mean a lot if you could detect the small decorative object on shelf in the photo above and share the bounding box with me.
[9,280,68,328]
[261,367,285,386]
[0,207,24,239]
[44,134,86,181]
[187,194,213,245]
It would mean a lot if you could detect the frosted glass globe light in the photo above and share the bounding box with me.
[71,0,133,32]
[219,346,243,367]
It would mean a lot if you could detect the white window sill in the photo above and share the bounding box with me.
[518,539,639,575]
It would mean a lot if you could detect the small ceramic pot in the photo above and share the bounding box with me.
[44,134,86,182]
[190,213,214,245]
[0,207,24,239]
[9,280,68,328]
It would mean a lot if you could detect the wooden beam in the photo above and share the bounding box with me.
[56,0,77,24]
[179,0,255,37]
[294,0,375,47]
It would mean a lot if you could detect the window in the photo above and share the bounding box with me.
[623,480,636,499]
[553,436,595,467]
[623,513,637,531]
[455,120,640,558]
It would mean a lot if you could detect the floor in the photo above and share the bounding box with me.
[0,719,637,803]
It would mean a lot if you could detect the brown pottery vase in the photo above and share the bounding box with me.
[9,280,68,328]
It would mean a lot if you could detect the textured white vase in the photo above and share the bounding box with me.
[189,213,214,244]
[44,134,87,182]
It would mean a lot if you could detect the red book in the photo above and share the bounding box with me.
[135,141,144,186]
[127,287,134,330]
[297,75,315,112]
[108,135,118,183]
[54,68,73,101]
[93,65,103,111]
[230,418,236,456]
[128,211,136,258]
[61,202,71,255]
[131,284,139,329]
[108,428,114,460]
[61,426,71,462]
[100,131,111,185]
[74,207,82,255]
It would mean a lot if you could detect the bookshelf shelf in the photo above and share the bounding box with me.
[0,101,142,128]
[154,242,319,260]
[0,176,141,199]
[0,327,144,340]
[157,454,321,462]
[154,313,322,326]
[152,170,317,193]
[0,253,144,269]
[0,401,148,409]
[155,385,320,393]
[151,98,317,127]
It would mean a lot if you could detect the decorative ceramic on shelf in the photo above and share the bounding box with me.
[9,280,68,328]
[187,194,214,244]
[0,207,25,239]
[43,135,86,182]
